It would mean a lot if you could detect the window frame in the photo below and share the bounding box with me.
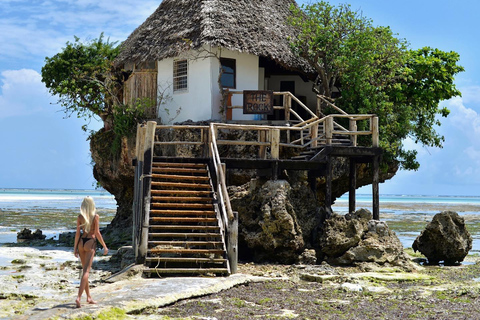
[220,58,236,89]
[173,59,188,92]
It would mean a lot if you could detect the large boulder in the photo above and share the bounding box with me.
[229,179,321,263]
[319,209,409,268]
[412,211,472,265]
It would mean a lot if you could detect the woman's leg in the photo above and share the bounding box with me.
[76,239,95,307]
[84,245,97,304]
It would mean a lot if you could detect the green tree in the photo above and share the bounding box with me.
[41,34,121,130]
[289,2,464,170]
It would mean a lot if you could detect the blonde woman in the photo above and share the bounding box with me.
[73,196,108,308]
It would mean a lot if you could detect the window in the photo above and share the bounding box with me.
[173,59,188,92]
[220,58,236,88]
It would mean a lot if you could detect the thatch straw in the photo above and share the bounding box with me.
[115,0,311,73]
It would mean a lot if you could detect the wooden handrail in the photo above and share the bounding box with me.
[210,124,234,221]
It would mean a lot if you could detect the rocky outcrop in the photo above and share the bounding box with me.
[89,124,398,260]
[412,211,472,265]
[318,209,410,268]
[229,179,320,263]
[90,129,136,245]
[17,228,46,241]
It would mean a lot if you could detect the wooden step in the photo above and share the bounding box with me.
[150,210,216,216]
[151,181,211,189]
[150,217,217,223]
[143,268,229,275]
[148,241,223,247]
[145,257,226,264]
[151,196,212,202]
[148,248,225,255]
[152,174,210,182]
[151,190,212,196]
[153,162,206,168]
[149,225,220,231]
[152,167,207,174]
[151,202,213,208]
[149,232,222,238]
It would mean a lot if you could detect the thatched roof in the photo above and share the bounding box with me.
[116,0,311,73]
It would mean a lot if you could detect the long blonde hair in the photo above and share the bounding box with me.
[80,196,96,233]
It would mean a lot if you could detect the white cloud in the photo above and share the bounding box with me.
[459,85,480,105]
[448,96,480,142]
[0,0,159,64]
[0,69,52,118]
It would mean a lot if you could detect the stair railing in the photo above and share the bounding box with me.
[133,121,157,264]
[209,124,238,273]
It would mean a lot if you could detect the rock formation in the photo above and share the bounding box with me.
[89,124,398,262]
[17,228,46,241]
[229,179,320,263]
[318,209,410,268]
[412,211,472,265]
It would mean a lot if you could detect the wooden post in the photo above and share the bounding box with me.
[270,128,280,160]
[325,156,333,219]
[311,123,319,148]
[349,119,357,147]
[286,94,291,143]
[258,130,267,159]
[138,121,156,264]
[202,128,210,157]
[326,116,333,145]
[371,116,379,147]
[316,96,322,116]
[372,155,380,220]
[227,211,238,274]
[133,124,147,260]
[226,90,233,121]
[349,158,356,214]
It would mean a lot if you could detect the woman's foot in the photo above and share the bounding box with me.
[75,298,81,308]
[87,297,97,304]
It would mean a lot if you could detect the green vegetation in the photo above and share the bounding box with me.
[41,34,121,129]
[289,1,464,170]
[72,307,127,320]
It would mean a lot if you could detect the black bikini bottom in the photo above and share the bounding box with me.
[81,237,96,246]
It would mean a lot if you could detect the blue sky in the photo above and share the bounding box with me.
[0,0,479,196]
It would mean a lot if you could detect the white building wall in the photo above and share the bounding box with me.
[156,47,260,123]
[156,55,213,124]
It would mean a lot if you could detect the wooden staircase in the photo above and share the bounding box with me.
[143,160,230,276]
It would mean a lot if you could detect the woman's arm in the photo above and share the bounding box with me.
[73,215,81,257]
[94,214,108,255]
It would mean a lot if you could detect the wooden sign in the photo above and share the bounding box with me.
[243,90,274,115]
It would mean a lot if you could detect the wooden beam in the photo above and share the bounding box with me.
[270,129,280,159]
[325,156,333,219]
[349,158,356,214]
[258,130,267,159]
[371,116,379,147]
[138,121,157,264]
[372,155,380,220]
[228,211,238,274]
[325,116,333,145]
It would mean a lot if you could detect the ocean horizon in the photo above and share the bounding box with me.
[1,188,479,253]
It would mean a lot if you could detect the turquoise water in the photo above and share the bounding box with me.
[0,188,116,210]
[0,189,116,240]
[1,189,479,252]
